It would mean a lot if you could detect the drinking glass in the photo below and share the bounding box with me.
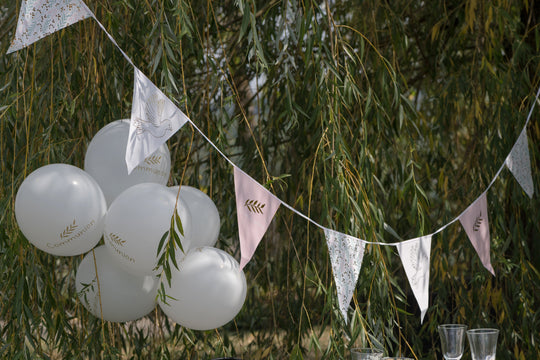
[382,357,414,360]
[467,328,499,360]
[438,324,467,359]
[351,348,384,360]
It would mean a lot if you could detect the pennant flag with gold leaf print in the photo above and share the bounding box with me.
[126,68,189,173]
[7,0,93,54]
[459,193,495,275]
[234,167,281,269]
[505,129,534,198]
[324,229,365,324]
[397,235,432,323]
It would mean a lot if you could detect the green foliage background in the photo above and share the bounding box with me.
[1,0,539,359]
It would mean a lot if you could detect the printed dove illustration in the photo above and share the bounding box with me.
[135,96,174,138]
[126,67,189,173]
[135,118,173,138]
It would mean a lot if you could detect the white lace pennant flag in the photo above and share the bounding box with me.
[459,193,495,275]
[397,235,432,323]
[7,0,93,54]
[234,167,281,269]
[505,129,534,198]
[324,229,365,324]
[126,68,189,173]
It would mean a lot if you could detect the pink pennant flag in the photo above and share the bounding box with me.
[234,167,281,269]
[126,68,189,173]
[324,229,365,324]
[397,235,432,323]
[7,0,93,54]
[505,130,534,198]
[459,193,495,275]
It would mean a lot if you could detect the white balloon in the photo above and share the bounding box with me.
[76,245,159,322]
[84,119,171,205]
[168,186,220,251]
[104,183,192,276]
[158,247,247,331]
[14,164,106,256]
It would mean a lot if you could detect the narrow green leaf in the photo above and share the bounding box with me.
[157,230,169,256]
[174,211,184,237]
[171,228,184,254]
[170,248,179,270]
[164,263,172,287]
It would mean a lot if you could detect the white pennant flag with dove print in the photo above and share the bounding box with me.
[397,235,432,323]
[459,193,495,275]
[324,229,365,324]
[234,167,281,269]
[126,68,189,173]
[505,129,534,198]
[7,0,93,54]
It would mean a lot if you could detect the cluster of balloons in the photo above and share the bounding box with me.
[15,120,247,330]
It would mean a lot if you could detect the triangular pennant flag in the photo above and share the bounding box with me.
[7,0,92,54]
[459,193,495,275]
[505,129,534,198]
[126,68,189,173]
[397,235,432,323]
[324,229,365,324]
[234,167,281,269]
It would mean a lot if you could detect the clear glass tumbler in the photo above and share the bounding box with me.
[351,348,384,360]
[438,324,467,360]
[466,328,499,360]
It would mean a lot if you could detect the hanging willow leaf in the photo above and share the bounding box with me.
[174,210,184,238]
[0,0,539,358]
[156,282,178,306]
[171,230,182,259]
[156,230,169,256]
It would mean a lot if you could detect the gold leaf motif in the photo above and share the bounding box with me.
[109,233,126,247]
[244,199,266,214]
[144,155,162,165]
[473,211,483,232]
[60,220,78,239]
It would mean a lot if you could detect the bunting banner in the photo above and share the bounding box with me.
[234,167,281,269]
[8,0,540,324]
[397,235,432,323]
[324,229,365,324]
[126,68,189,173]
[505,129,534,198]
[7,0,92,54]
[459,193,495,275]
